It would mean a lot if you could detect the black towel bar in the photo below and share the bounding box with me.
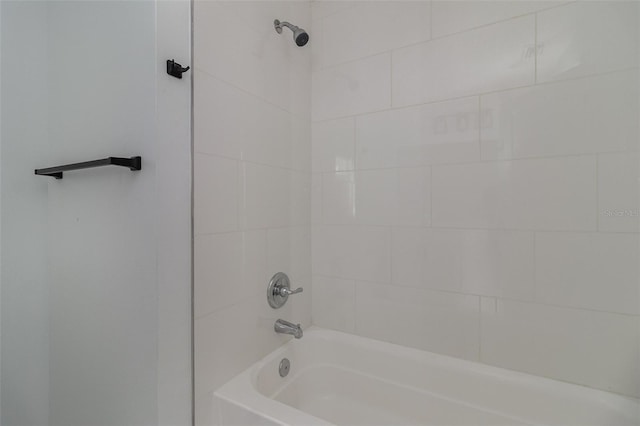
[35,156,141,179]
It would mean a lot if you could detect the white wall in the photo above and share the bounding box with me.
[0,2,51,424]
[155,1,193,424]
[311,0,640,398]
[192,2,312,425]
[0,1,192,424]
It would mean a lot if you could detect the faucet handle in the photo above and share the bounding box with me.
[267,272,303,309]
[279,286,303,297]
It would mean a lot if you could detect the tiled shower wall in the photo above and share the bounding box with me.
[311,1,640,397]
[193,2,311,424]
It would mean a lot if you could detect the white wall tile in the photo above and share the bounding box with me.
[194,300,250,398]
[194,232,241,318]
[312,225,391,283]
[392,228,535,301]
[242,229,270,300]
[195,392,215,426]
[537,1,639,83]
[194,2,311,423]
[289,170,312,227]
[481,300,640,397]
[194,154,239,235]
[241,164,309,229]
[535,232,639,315]
[268,226,311,290]
[289,282,314,332]
[312,53,391,121]
[323,168,430,226]
[311,1,356,20]
[432,1,562,38]
[598,152,640,233]
[267,226,313,328]
[312,275,356,333]
[356,97,480,169]
[195,0,640,410]
[321,1,431,67]
[241,162,289,230]
[481,70,640,160]
[353,168,429,227]
[431,156,597,231]
[216,1,311,36]
[311,17,325,71]
[322,171,356,224]
[194,71,242,160]
[480,296,498,314]
[342,170,388,225]
[291,117,312,172]
[194,71,297,169]
[356,282,480,360]
[356,170,403,226]
[393,168,431,227]
[393,16,535,106]
[194,296,289,399]
[312,117,355,172]
[194,230,268,319]
[194,1,310,113]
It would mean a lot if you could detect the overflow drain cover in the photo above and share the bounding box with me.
[279,358,290,377]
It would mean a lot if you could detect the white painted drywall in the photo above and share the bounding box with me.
[0,1,192,424]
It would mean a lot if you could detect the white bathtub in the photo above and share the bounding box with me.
[214,327,639,426]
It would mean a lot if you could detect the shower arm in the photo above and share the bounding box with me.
[274,20,298,34]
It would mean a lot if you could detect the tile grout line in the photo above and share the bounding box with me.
[195,67,309,120]
[388,225,393,293]
[314,2,571,73]
[238,160,244,233]
[196,224,311,239]
[311,273,640,318]
[375,152,614,171]
[534,13,538,85]
[477,96,483,160]
[312,66,639,124]
[595,155,600,231]
[353,278,359,335]
[429,166,434,226]
[429,0,433,40]
[389,51,394,109]
[195,151,312,174]
[309,223,635,236]
[319,15,326,78]
[532,231,537,304]
[312,3,358,22]
[320,171,324,227]
[310,146,640,175]
[353,115,358,172]
[478,296,482,362]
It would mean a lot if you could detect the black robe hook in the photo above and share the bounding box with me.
[167,59,190,79]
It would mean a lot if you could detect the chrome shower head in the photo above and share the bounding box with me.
[274,19,309,47]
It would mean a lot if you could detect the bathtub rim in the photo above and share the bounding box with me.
[214,326,640,426]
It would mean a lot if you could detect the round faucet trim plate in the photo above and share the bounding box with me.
[267,272,303,309]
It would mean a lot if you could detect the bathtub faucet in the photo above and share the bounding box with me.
[274,319,303,339]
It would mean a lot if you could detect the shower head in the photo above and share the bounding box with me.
[274,19,309,47]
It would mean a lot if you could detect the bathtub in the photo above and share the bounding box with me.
[214,327,639,426]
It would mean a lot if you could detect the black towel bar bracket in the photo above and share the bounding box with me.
[35,156,142,179]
